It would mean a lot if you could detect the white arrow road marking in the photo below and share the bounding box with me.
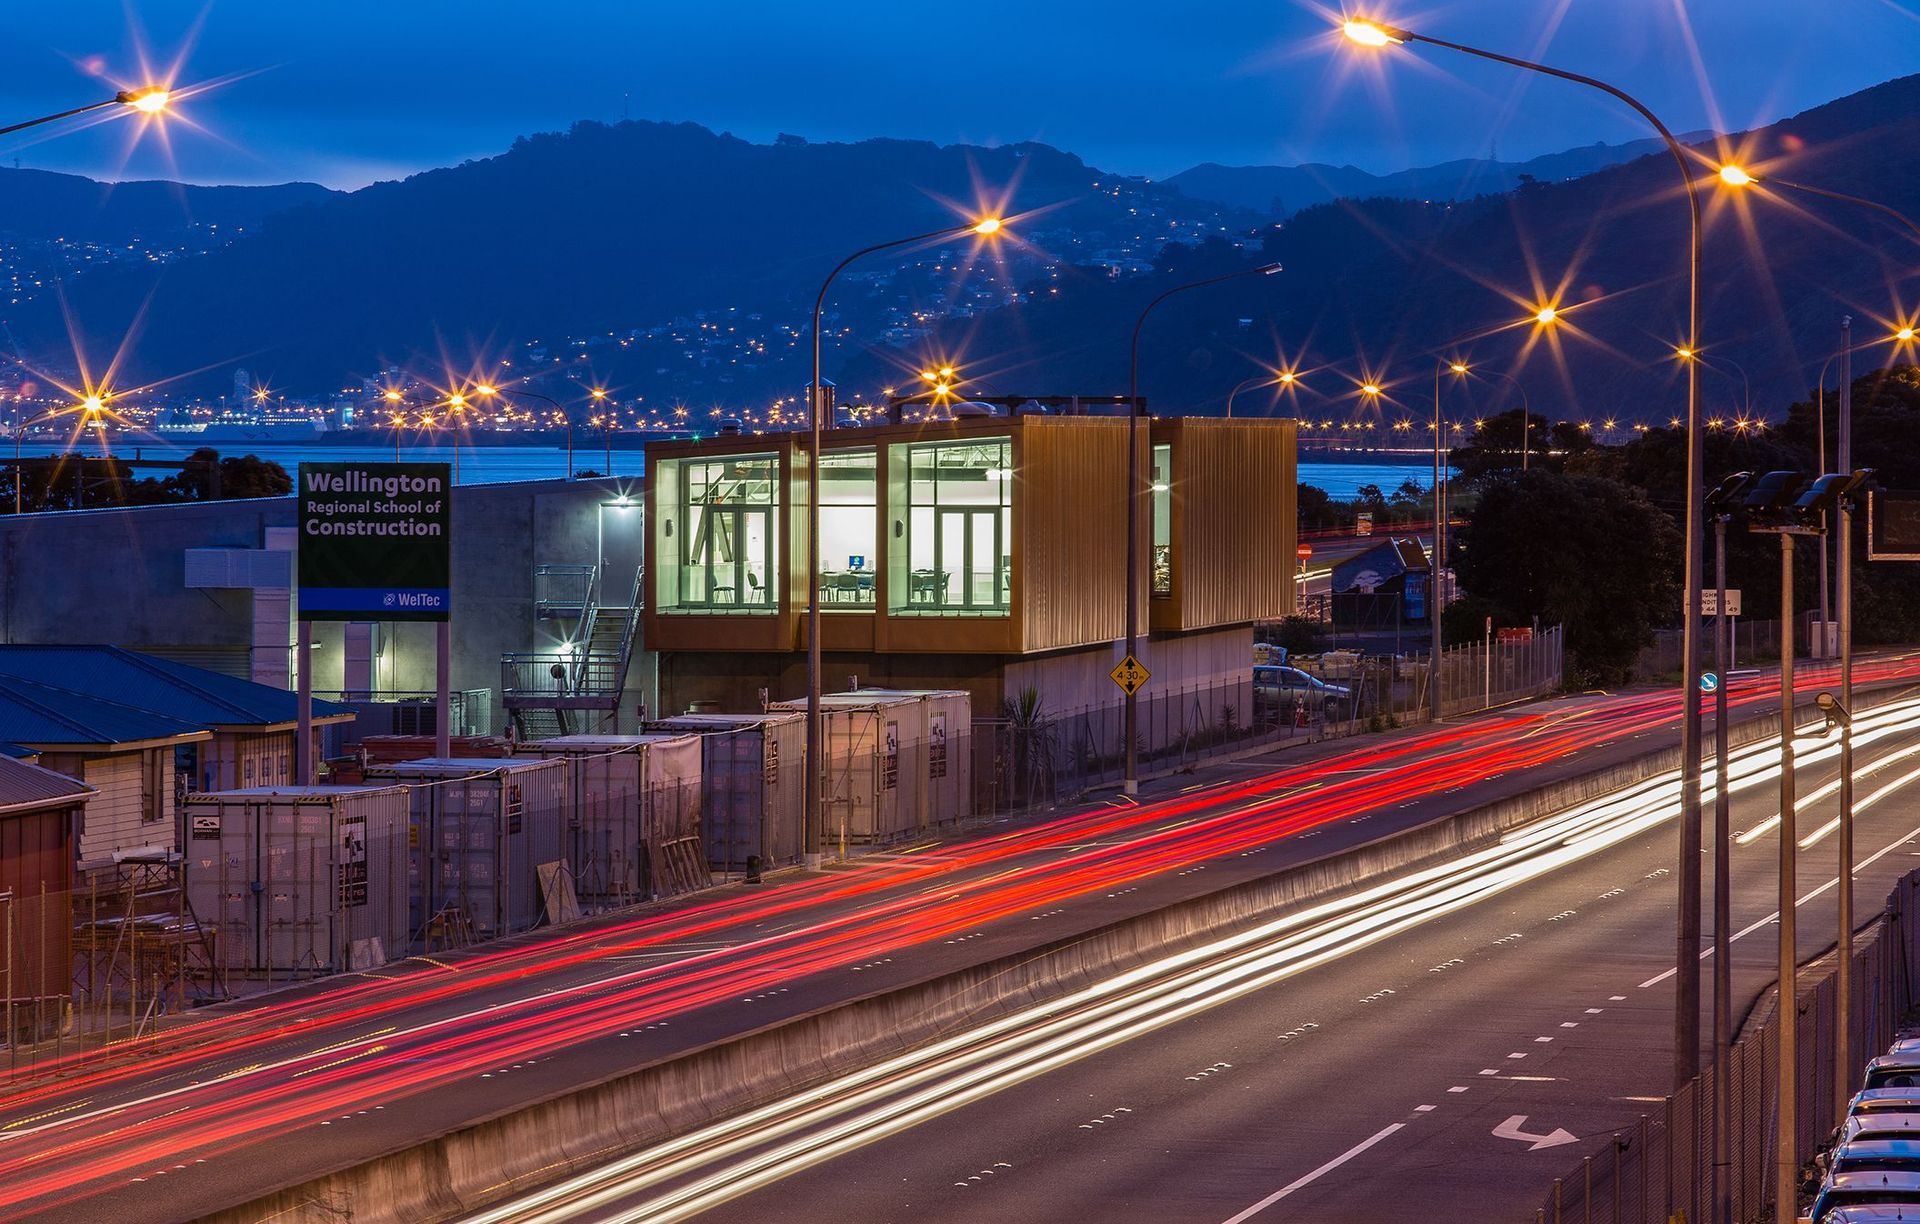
[1493,1115,1578,1151]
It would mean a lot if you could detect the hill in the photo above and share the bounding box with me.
[0,167,338,243]
[8,73,1918,422]
[837,74,1920,424]
[0,123,1259,396]
[1165,133,1714,217]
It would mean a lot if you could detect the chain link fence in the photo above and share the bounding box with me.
[1538,869,1920,1223]
[973,628,1563,819]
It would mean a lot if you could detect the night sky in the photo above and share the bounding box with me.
[3,1,1916,189]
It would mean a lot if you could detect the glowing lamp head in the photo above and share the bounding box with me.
[939,366,956,379]
[119,87,171,115]
[448,393,468,409]
[1342,18,1403,47]
[81,394,105,415]
[1449,362,1469,375]
[1361,383,1382,397]
[1534,306,1559,325]
[1717,165,1755,187]
[972,217,1003,235]
[383,390,403,403]
[475,384,498,397]
[1898,327,1916,342]
[1676,347,1695,361]
[1278,371,1296,384]
[591,387,608,400]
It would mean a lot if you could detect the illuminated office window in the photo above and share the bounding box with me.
[818,449,878,609]
[653,453,779,613]
[890,437,1012,616]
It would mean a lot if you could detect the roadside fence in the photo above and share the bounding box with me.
[1537,869,1920,1223]
[972,627,1563,819]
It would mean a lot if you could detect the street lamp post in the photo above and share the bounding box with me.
[1431,360,1467,720]
[383,391,406,463]
[474,384,574,478]
[590,388,611,473]
[1704,470,1756,1224]
[1225,370,1293,418]
[1718,167,1920,1113]
[1716,165,1920,245]
[0,87,171,138]
[12,398,108,515]
[1125,262,1281,795]
[805,217,1004,863]
[1344,13,1707,1092]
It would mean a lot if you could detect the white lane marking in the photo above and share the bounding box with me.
[1414,1105,1437,1112]
[1449,1086,1469,1093]
[1479,1069,1499,1076]
[1640,769,1920,987]
[1586,1008,1605,1014]
[1219,1123,1407,1223]
[1560,1022,1579,1028]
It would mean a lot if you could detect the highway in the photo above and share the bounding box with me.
[0,661,1912,1220]
[463,690,1920,1224]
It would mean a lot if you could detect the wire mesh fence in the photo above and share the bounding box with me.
[1538,869,1920,1223]
[973,628,1563,818]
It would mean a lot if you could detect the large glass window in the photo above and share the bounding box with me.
[818,450,877,609]
[1151,443,1172,597]
[654,453,780,613]
[891,438,1012,616]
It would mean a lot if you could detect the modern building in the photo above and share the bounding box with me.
[0,477,651,741]
[643,411,1296,719]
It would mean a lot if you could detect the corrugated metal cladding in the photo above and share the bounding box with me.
[0,803,75,1006]
[1168,420,1296,629]
[1018,419,1134,653]
[76,753,150,863]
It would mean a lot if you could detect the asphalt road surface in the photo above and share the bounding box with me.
[1,660,1911,1221]
[466,691,1920,1224]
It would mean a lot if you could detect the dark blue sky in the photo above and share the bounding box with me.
[5,1,1916,189]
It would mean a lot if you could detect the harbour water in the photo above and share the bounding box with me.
[15,441,1441,499]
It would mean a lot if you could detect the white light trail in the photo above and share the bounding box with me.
[464,694,1920,1224]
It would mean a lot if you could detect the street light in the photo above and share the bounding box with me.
[1702,467,1752,1223]
[0,86,172,138]
[1225,369,1294,418]
[1716,164,1920,244]
[806,215,1006,864]
[1344,11,1708,1100]
[13,395,111,515]
[473,383,575,478]
[591,388,612,473]
[1125,261,1282,794]
[1431,359,1469,720]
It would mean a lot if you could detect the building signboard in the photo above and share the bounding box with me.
[297,462,452,621]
